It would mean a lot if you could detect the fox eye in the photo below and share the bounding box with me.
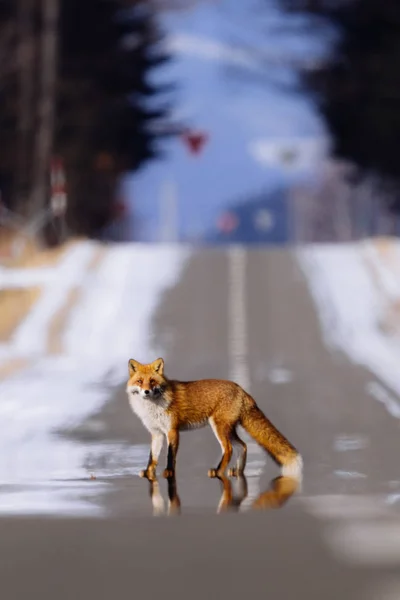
[137,379,143,385]
[149,379,155,386]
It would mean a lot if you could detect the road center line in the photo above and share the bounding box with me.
[228,246,265,504]
[228,245,250,391]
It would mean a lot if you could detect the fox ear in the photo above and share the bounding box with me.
[152,357,164,374]
[128,359,140,376]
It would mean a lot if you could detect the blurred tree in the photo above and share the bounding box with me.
[0,1,21,210]
[57,0,175,236]
[0,0,175,239]
[279,0,400,212]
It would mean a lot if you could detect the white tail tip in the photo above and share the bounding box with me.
[281,454,303,480]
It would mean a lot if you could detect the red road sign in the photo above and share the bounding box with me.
[181,130,209,155]
[217,211,238,234]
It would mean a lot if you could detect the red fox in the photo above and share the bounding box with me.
[126,357,303,481]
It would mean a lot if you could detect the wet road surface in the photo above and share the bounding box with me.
[2,246,400,599]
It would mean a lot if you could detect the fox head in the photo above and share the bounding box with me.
[126,357,166,400]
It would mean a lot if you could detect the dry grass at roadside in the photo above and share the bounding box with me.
[0,226,82,268]
[0,287,42,343]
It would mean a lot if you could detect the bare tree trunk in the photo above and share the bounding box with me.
[31,0,60,224]
[16,0,36,215]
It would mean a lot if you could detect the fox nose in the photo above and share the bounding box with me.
[144,389,150,395]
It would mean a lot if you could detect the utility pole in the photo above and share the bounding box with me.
[31,0,60,224]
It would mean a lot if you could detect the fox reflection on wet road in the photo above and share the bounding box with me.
[145,474,300,516]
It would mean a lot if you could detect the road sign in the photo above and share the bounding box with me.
[217,211,238,234]
[248,137,328,172]
[254,208,274,232]
[50,156,67,216]
[181,130,209,155]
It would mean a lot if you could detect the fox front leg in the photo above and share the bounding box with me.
[140,432,163,481]
[163,429,179,479]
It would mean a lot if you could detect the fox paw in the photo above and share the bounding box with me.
[208,469,224,478]
[163,469,175,479]
[140,469,156,481]
[228,468,244,478]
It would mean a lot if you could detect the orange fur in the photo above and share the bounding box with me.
[126,357,302,480]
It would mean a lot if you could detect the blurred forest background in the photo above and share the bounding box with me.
[1,0,400,247]
[0,0,180,245]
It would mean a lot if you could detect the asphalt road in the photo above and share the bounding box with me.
[2,246,400,600]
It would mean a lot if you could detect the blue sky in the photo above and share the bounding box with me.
[123,0,332,242]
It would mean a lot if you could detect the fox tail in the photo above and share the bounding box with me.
[240,394,303,479]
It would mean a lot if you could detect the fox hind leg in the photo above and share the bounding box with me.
[208,418,233,478]
[228,428,247,477]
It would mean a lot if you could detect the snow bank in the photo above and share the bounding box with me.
[0,266,55,288]
[0,242,190,514]
[11,241,97,356]
[297,241,400,407]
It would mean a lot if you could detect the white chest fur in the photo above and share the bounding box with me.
[128,394,171,434]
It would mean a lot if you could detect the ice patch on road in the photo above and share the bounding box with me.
[0,242,190,515]
[297,241,400,411]
[325,520,400,566]
[334,470,367,480]
[267,367,293,384]
[333,435,368,452]
[0,481,108,517]
[386,494,400,506]
[366,381,400,419]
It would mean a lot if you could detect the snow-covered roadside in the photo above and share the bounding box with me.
[8,241,97,357]
[0,242,191,515]
[0,265,55,288]
[297,241,400,412]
